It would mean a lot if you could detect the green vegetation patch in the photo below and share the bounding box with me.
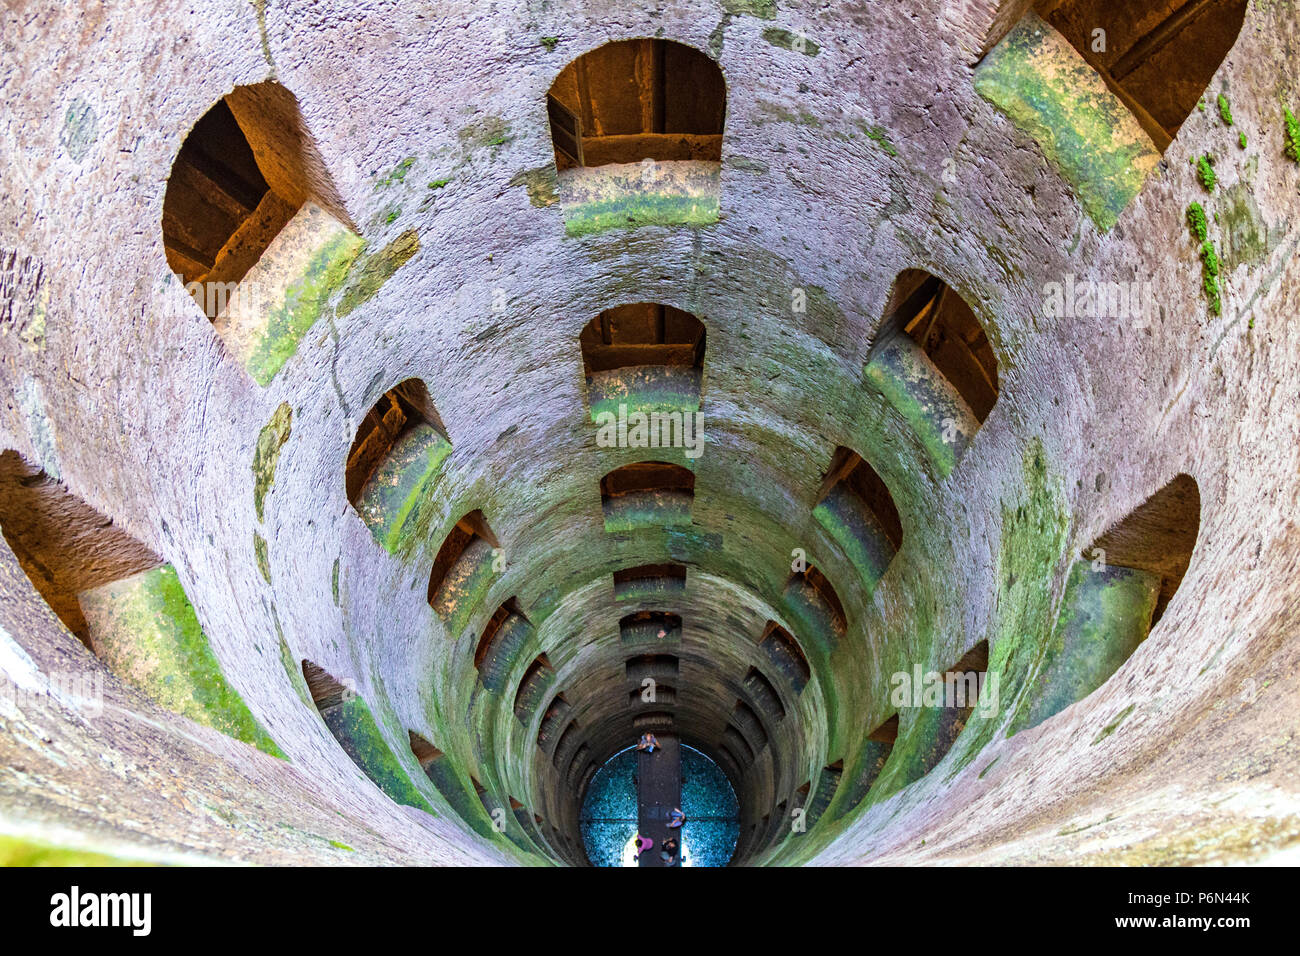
[973,13,1159,231]
[1012,560,1158,733]
[338,230,420,318]
[252,402,292,522]
[80,565,284,757]
[762,27,818,56]
[355,424,452,554]
[564,190,720,237]
[246,231,363,385]
[320,695,436,813]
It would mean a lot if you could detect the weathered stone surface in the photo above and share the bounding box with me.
[0,0,1296,869]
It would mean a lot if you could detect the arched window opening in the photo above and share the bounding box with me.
[835,714,899,820]
[581,304,706,375]
[783,565,848,652]
[633,711,674,731]
[553,719,582,770]
[547,39,726,169]
[814,446,902,592]
[163,83,359,384]
[427,510,498,632]
[513,654,556,724]
[730,700,769,753]
[881,270,998,423]
[0,451,284,755]
[408,731,498,840]
[625,654,680,686]
[1034,1,1249,151]
[302,660,435,814]
[629,684,677,707]
[795,760,844,835]
[758,622,811,695]
[722,724,755,768]
[613,562,687,601]
[475,598,533,693]
[0,450,161,648]
[1022,474,1201,731]
[912,640,990,782]
[581,304,707,421]
[600,460,695,531]
[345,379,451,550]
[619,610,683,645]
[536,693,572,755]
[742,667,786,721]
[163,81,352,298]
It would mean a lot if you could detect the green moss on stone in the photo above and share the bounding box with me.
[1196,154,1217,191]
[762,27,818,55]
[374,156,416,189]
[1013,560,1158,733]
[1284,108,1300,162]
[246,231,363,385]
[81,565,285,758]
[279,632,314,709]
[864,334,972,479]
[974,13,1159,231]
[1091,702,1136,745]
[252,402,292,522]
[721,0,777,17]
[1217,93,1233,126]
[564,191,720,237]
[320,695,436,814]
[337,230,420,318]
[254,531,272,585]
[603,490,693,533]
[0,836,155,866]
[355,424,452,554]
[509,166,560,207]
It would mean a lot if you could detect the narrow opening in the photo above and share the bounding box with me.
[513,654,555,723]
[1034,0,1249,151]
[537,693,571,753]
[633,711,674,729]
[580,304,706,375]
[1087,473,1200,626]
[474,598,530,690]
[625,654,680,682]
[722,724,755,766]
[758,622,812,694]
[547,39,726,169]
[407,730,443,767]
[600,461,696,500]
[619,611,683,643]
[427,509,498,607]
[742,667,786,721]
[629,684,677,706]
[345,378,448,508]
[302,659,350,711]
[730,700,769,751]
[613,562,687,599]
[788,565,848,634]
[881,269,999,424]
[0,450,163,648]
[947,640,991,727]
[162,80,351,311]
[869,714,901,746]
[553,720,581,769]
[817,446,903,551]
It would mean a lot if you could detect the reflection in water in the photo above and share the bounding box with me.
[579,744,739,867]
